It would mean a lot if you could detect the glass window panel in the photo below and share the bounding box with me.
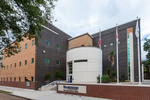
[45,58,49,63]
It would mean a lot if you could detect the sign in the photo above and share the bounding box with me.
[58,85,86,94]
[26,81,30,87]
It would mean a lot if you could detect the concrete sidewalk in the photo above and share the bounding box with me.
[0,86,112,100]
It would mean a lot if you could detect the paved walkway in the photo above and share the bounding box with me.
[0,86,112,100]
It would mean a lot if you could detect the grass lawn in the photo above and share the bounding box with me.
[0,90,12,94]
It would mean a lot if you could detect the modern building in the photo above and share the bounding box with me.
[0,19,141,90]
[66,19,141,83]
[0,24,71,90]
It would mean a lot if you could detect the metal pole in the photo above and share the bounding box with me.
[137,36,141,85]
[116,24,119,84]
[99,29,102,84]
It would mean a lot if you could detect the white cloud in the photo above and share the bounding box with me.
[53,0,150,59]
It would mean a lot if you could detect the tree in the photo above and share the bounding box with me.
[0,0,57,61]
[55,70,63,80]
[111,71,117,79]
[45,72,51,84]
[107,50,115,75]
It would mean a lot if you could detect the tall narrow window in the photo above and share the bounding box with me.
[19,62,21,66]
[10,78,12,82]
[31,77,33,82]
[25,60,27,65]
[69,63,72,74]
[19,77,21,82]
[45,58,49,63]
[7,65,9,69]
[14,77,16,82]
[32,58,34,63]
[4,78,5,81]
[127,34,130,80]
[56,60,60,65]
[45,40,49,46]
[7,78,8,81]
[32,40,35,45]
[25,44,27,49]
[10,64,12,68]
[20,47,22,51]
[14,63,16,68]
[24,77,26,82]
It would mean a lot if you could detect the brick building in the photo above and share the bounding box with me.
[0,19,141,90]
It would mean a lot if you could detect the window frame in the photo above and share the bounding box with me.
[56,60,60,65]
[25,60,27,65]
[19,62,21,66]
[25,44,28,49]
[32,40,35,45]
[45,40,49,46]
[45,58,49,63]
[32,58,34,64]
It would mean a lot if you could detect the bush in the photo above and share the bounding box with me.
[55,70,64,80]
[102,74,110,83]
[125,80,130,82]
[45,72,51,81]
[105,69,110,75]
[111,71,117,78]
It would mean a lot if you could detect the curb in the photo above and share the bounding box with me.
[0,92,35,100]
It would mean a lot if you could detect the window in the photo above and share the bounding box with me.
[14,63,16,68]
[24,77,27,82]
[14,77,16,82]
[45,58,49,63]
[25,44,27,49]
[110,43,113,46]
[15,50,17,53]
[20,47,22,51]
[118,41,120,44]
[10,64,12,68]
[32,40,35,45]
[57,45,60,49]
[19,77,21,82]
[19,62,21,66]
[7,65,9,69]
[104,45,107,47]
[74,60,87,63]
[69,63,72,74]
[4,78,5,81]
[32,58,34,63]
[81,45,84,47]
[31,77,33,82]
[7,78,8,81]
[56,60,60,65]
[45,40,49,46]
[10,78,12,82]
[25,60,27,65]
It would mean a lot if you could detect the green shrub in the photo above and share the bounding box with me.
[125,80,130,82]
[105,69,110,75]
[102,74,110,83]
[45,72,51,81]
[55,70,64,80]
[111,71,117,78]
[97,75,100,83]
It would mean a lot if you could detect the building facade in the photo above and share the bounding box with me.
[0,24,71,90]
[0,19,141,90]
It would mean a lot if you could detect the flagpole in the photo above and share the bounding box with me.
[99,29,102,84]
[116,23,119,84]
[136,17,141,85]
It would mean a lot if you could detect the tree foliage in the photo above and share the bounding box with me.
[55,70,63,80]
[45,72,51,81]
[142,39,150,68]
[107,50,115,75]
[0,0,57,58]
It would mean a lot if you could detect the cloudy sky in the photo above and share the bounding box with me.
[52,0,150,60]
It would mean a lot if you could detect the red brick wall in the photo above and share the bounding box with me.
[57,83,150,100]
[0,81,35,89]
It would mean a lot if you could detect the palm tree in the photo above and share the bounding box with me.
[107,50,115,76]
